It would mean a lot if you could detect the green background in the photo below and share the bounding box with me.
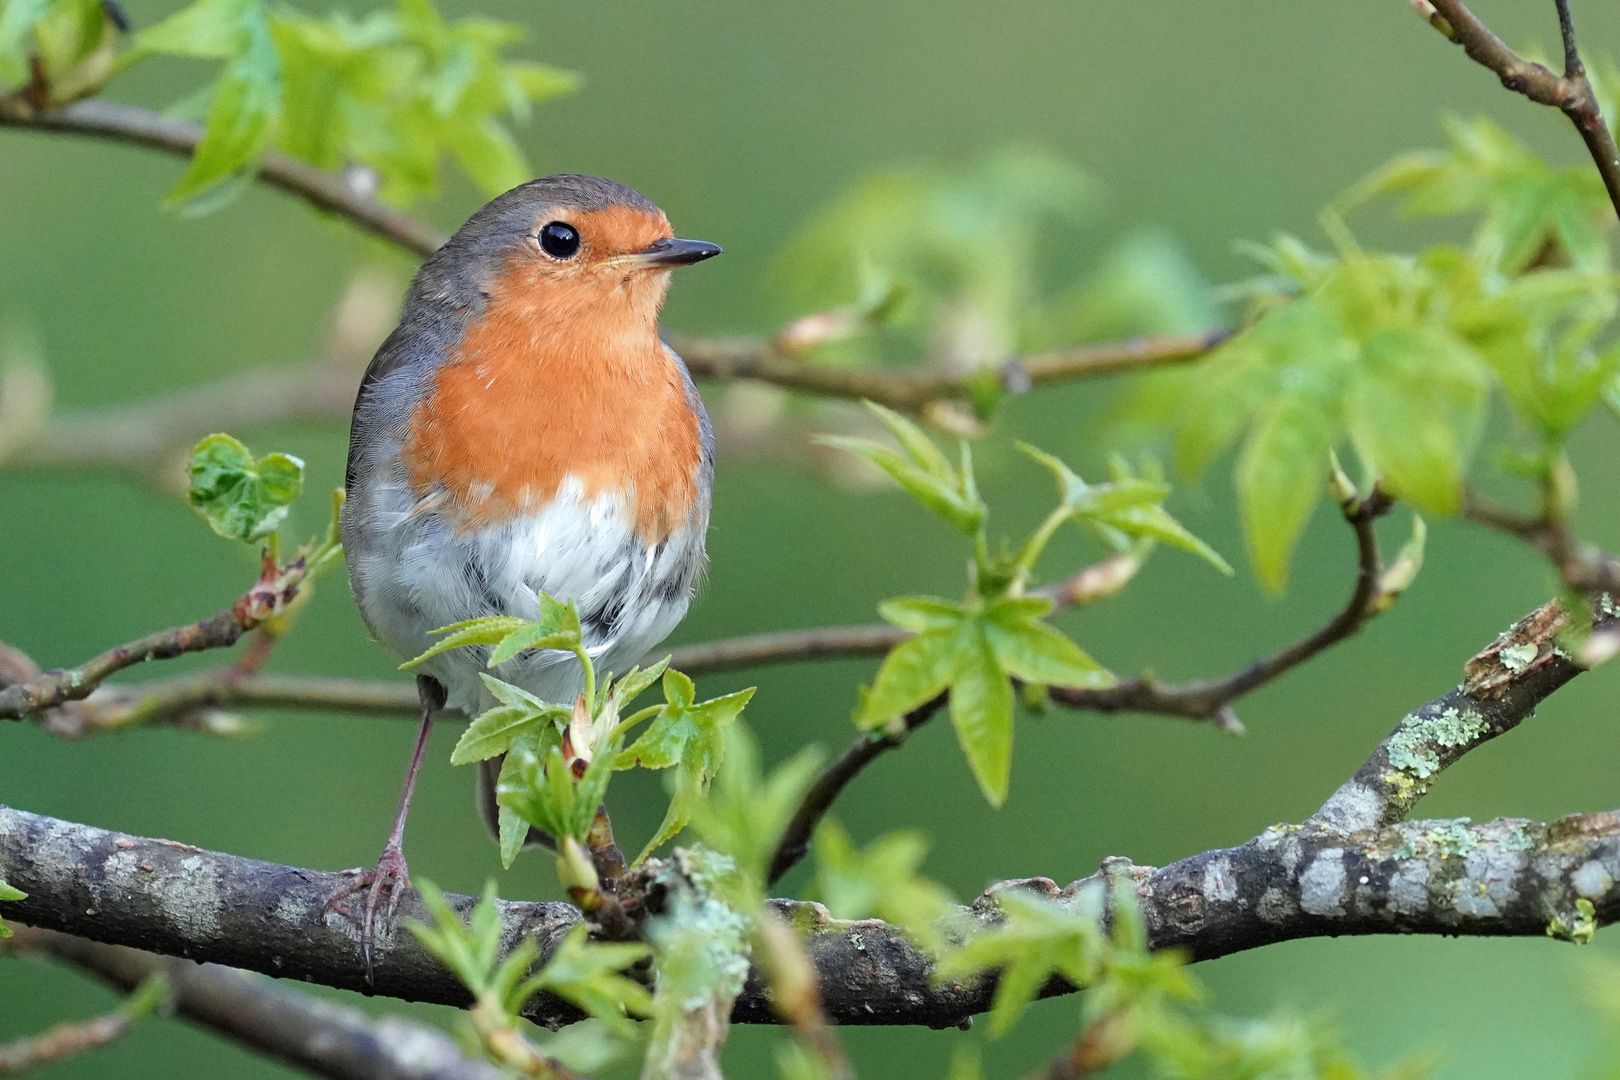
[4,0,1620,1076]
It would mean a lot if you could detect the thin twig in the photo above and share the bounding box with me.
[1024,1008,1131,1080]
[1422,0,1620,221]
[10,550,1149,736]
[1462,488,1620,596]
[671,328,1227,411]
[5,928,504,1080]
[0,99,447,257]
[1049,489,1395,723]
[767,695,945,884]
[0,970,165,1076]
[0,552,313,721]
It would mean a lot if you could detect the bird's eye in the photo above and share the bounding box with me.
[538,221,581,259]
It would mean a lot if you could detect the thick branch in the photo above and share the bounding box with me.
[0,99,447,257]
[6,928,502,1080]
[3,601,1609,1029]
[1313,599,1583,833]
[1423,0,1620,221]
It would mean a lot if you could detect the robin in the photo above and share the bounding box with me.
[336,174,720,962]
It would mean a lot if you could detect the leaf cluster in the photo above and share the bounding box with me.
[939,880,1432,1080]
[407,880,650,1060]
[3,0,576,210]
[187,432,304,544]
[403,591,758,867]
[826,403,1223,805]
[1124,116,1618,589]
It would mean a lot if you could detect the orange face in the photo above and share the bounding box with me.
[400,204,706,543]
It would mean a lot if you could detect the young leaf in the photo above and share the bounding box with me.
[497,737,617,844]
[854,628,960,729]
[861,399,953,480]
[948,622,1015,806]
[618,670,755,863]
[449,691,568,766]
[511,924,652,1036]
[935,888,1107,1038]
[615,670,754,774]
[686,724,823,896]
[875,595,967,633]
[399,616,530,669]
[1236,395,1336,594]
[406,878,503,994]
[186,433,305,543]
[811,820,954,938]
[817,434,986,536]
[1346,326,1488,516]
[981,597,1115,690]
[0,874,24,938]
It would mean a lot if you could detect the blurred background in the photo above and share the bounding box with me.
[3,0,1620,1076]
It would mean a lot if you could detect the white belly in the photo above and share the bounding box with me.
[343,472,707,716]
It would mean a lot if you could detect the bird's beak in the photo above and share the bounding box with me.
[604,237,723,271]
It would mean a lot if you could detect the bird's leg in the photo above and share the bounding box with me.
[329,674,445,978]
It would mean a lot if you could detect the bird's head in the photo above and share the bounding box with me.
[434,174,722,334]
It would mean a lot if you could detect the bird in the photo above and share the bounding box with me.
[336,174,720,965]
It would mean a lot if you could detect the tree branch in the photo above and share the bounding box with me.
[1050,488,1395,725]
[670,328,1227,412]
[1462,489,1620,597]
[0,548,321,722]
[767,695,946,885]
[1422,0,1620,221]
[0,99,448,258]
[3,599,1610,1031]
[5,928,503,1080]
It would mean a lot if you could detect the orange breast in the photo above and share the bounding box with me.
[400,256,703,542]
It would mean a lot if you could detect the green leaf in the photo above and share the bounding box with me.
[861,399,953,479]
[497,804,529,870]
[687,724,823,898]
[1019,442,1229,574]
[618,670,754,863]
[815,434,985,536]
[948,622,1014,806]
[186,433,305,543]
[0,874,23,937]
[982,598,1115,690]
[406,878,502,994]
[811,819,954,939]
[399,616,529,669]
[855,628,959,729]
[876,595,968,633]
[449,696,567,766]
[935,888,1107,1038]
[1236,393,1336,594]
[139,0,283,208]
[497,734,617,844]
[513,924,651,1036]
[615,671,754,774]
[1346,326,1488,516]
[486,621,580,667]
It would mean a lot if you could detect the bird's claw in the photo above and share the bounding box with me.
[327,843,411,981]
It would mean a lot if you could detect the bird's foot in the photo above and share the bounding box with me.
[327,842,411,980]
